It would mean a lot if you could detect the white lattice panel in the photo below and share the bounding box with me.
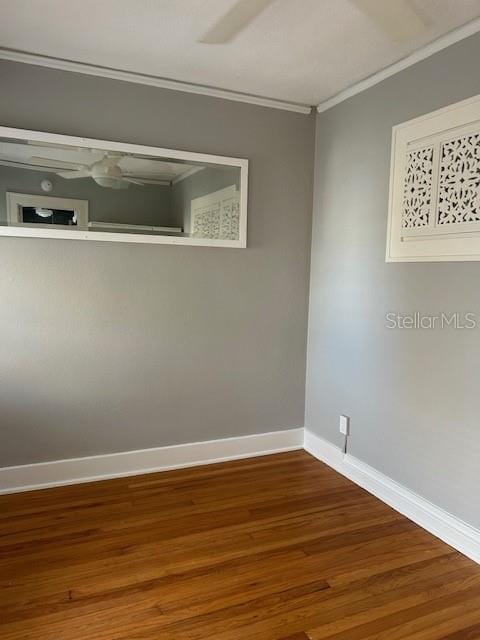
[402,146,433,229]
[219,200,240,241]
[192,203,221,238]
[387,94,480,261]
[437,133,480,225]
[191,185,240,240]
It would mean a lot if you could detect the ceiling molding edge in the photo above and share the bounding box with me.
[0,48,312,115]
[317,17,480,114]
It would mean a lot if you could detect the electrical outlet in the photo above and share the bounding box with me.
[339,415,350,436]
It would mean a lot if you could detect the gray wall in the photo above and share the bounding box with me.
[306,32,480,529]
[0,60,314,466]
[0,165,174,226]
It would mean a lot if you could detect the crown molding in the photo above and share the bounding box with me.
[317,17,480,114]
[0,48,312,115]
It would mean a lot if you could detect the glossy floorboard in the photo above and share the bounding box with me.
[0,451,479,639]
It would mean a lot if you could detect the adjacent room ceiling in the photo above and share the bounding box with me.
[0,0,479,106]
[0,141,201,187]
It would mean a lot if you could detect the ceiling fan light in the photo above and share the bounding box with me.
[91,160,124,188]
[35,208,53,218]
[93,176,123,188]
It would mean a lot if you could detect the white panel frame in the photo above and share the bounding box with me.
[386,94,480,262]
[0,126,248,248]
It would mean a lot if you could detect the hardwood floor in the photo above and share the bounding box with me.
[0,450,479,639]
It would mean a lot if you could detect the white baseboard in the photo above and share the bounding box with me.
[3,425,480,566]
[304,429,480,565]
[304,429,346,473]
[0,428,303,495]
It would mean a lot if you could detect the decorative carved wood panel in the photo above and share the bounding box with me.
[191,185,240,240]
[387,95,480,261]
[437,133,480,226]
[402,146,434,229]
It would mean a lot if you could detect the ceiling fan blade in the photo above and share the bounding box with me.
[199,0,275,44]
[350,0,428,41]
[30,156,87,169]
[123,174,171,186]
[27,140,76,150]
[56,169,91,179]
[0,158,68,172]
[123,177,145,186]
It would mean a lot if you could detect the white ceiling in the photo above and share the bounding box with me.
[1,0,480,107]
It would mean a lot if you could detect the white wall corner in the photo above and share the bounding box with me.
[0,427,303,495]
[304,429,480,565]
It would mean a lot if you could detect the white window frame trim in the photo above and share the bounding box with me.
[0,126,248,248]
[386,93,480,262]
[7,192,89,230]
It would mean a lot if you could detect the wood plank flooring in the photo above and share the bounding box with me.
[0,451,479,639]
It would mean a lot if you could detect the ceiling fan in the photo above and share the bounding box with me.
[199,0,428,44]
[30,154,162,189]
[54,155,144,189]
